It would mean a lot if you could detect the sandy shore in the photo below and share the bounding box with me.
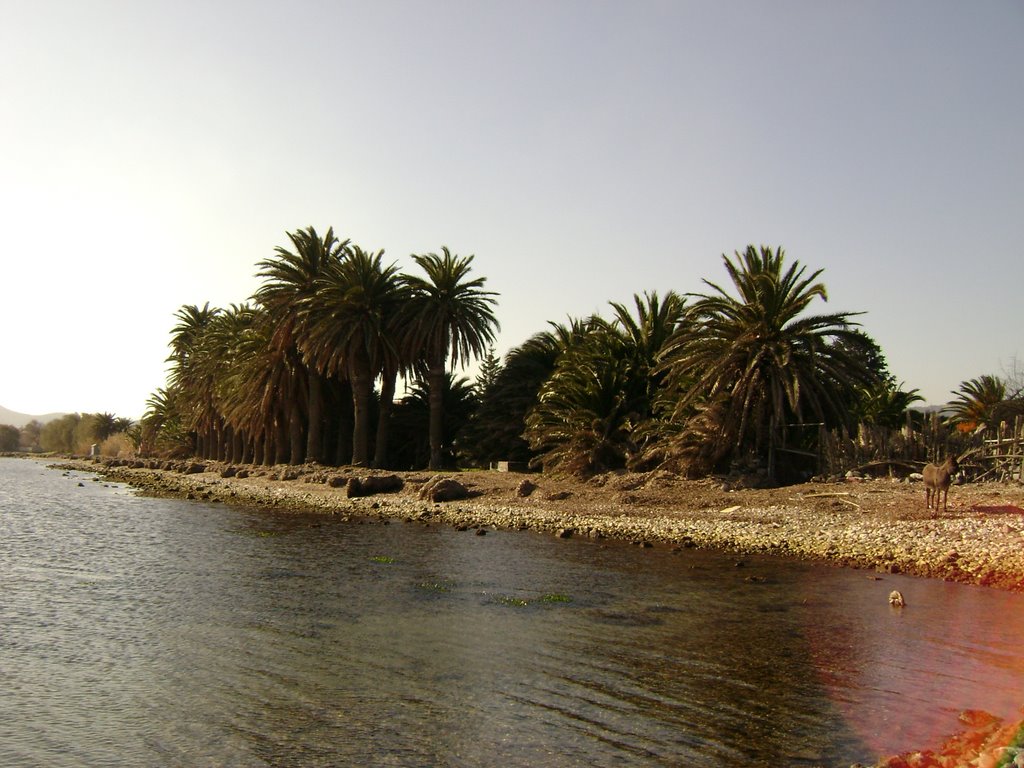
[61,456,1024,594]
[48,456,1024,766]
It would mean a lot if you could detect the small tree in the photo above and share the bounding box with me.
[0,424,19,451]
[19,420,42,451]
[40,414,81,453]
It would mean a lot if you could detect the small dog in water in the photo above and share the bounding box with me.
[923,456,959,514]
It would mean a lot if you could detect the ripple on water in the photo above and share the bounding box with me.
[2,457,1024,766]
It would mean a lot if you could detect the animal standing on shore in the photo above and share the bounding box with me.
[923,455,959,513]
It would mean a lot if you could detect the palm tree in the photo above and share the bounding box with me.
[91,412,118,442]
[657,246,873,478]
[462,317,601,466]
[254,226,349,464]
[525,341,637,474]
[140,386,192,458]
[388,372,479,470]
[205,303,261,462]
[300,246,410,466]
[219,304,294,465]
[112,417,134,434]
[523,292,687,475]
[401,247,499,470]
[166,302,223,458]
[858,381,924,430]
[948,375,1006,431]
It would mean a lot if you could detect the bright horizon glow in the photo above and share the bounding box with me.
[2,1,1022,419]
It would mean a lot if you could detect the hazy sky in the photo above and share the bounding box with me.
[2,0,1021,418]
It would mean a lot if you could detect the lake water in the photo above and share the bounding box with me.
[2,456,1023,767]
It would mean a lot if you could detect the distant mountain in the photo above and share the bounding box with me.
[0,405,67,428]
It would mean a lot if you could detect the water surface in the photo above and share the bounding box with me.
[2,457,1022,766]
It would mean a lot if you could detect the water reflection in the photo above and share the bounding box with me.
[1,457,1023,767]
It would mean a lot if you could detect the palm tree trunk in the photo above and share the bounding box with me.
[288,405,304,465]
[350,370,372,467]
[216,418,227,461]
[334,381,354,466]
[428,362,445,470]
[306,372,324,464]
[275,415,289,465]
[373,369,397,469]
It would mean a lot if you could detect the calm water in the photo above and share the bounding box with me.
[2,457,1023,767]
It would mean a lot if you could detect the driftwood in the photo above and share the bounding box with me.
[795,491,861,510]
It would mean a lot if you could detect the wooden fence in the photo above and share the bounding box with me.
[814,414,1024,482]
[972,416,1024,482]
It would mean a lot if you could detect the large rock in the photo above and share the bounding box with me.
[346,474,404,498]
[516,479,538,498]
[418,475,469,503]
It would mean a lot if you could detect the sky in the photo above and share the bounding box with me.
[1,0,1022,419]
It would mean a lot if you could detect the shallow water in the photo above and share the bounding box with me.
[1,456,1022,767]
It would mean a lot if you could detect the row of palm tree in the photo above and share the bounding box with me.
[143,227,498,470]
[148,237,962,479]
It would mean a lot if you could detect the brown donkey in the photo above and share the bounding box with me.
[923,456,959,513]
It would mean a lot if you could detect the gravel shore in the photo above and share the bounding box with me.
[61,456,1024,594]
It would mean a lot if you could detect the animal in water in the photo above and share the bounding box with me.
[923,455,959,513]
[888,590,905,607]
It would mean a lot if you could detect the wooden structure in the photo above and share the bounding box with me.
[816,413,1023,483]
[971,416,1024,482]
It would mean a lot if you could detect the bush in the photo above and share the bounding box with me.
[99,432,135,459]
[0,424,19,451]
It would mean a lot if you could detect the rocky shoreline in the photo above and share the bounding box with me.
[57,455,1024,594]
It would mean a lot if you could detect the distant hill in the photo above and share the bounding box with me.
[0,405,67,428]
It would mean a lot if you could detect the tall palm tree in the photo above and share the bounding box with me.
[166,302,223,458]
[254,226,349,464]
[205,303,261,462]
[219,304,293,465]
[300,246,410,467]
[401,247,499,470]
[657,246,872,478]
